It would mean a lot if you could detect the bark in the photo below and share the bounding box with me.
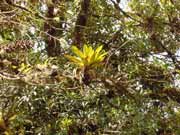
[72,0,91,47]
[44,2,64,57]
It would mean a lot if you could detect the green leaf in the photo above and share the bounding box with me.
[95,45,103,55]
[71,46,84,58]
[65,55,84,67]
[66,44,107,69]
[83,44,89,56]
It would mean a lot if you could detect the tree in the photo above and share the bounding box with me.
[0,0,180,134]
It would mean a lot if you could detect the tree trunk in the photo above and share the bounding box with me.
[72,0,91,47]
[44,2,64,57]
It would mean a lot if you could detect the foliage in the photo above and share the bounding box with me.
[65,45,107,69]
[0,0,180,134]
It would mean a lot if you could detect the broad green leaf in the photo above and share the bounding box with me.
[83,44,89,56]
[66,44,107,68]
[97,51,108,59]
[95,45,103,54]
[65,55,84,67]
[71,46,84,58]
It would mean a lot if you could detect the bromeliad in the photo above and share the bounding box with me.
[65,44,107,69]
[65,44,108,85]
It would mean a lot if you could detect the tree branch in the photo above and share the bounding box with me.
[72,0,91,47]
[110,0,141,23]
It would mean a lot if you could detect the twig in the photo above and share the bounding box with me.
[104,40,131,74]
[0,71,20,80]
[110,0,141,23]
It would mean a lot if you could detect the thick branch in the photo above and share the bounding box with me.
[150,33,180,70]
[44,3,64,57]
[72,0,91,47]
[5,0,31,13]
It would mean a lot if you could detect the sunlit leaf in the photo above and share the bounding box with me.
[66,44,107,69]
[71,46,84,58]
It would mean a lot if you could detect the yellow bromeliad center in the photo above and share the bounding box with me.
[65,44,108,69]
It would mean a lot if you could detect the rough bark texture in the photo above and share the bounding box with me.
[72,0,91,47]
[44,2,64,57]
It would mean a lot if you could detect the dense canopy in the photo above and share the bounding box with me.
[0,0,180,134]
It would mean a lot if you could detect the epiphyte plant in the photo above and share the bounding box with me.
[65,44,108,85]
[65,44,108,69]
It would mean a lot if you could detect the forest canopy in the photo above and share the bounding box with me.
[0,0,180,134]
